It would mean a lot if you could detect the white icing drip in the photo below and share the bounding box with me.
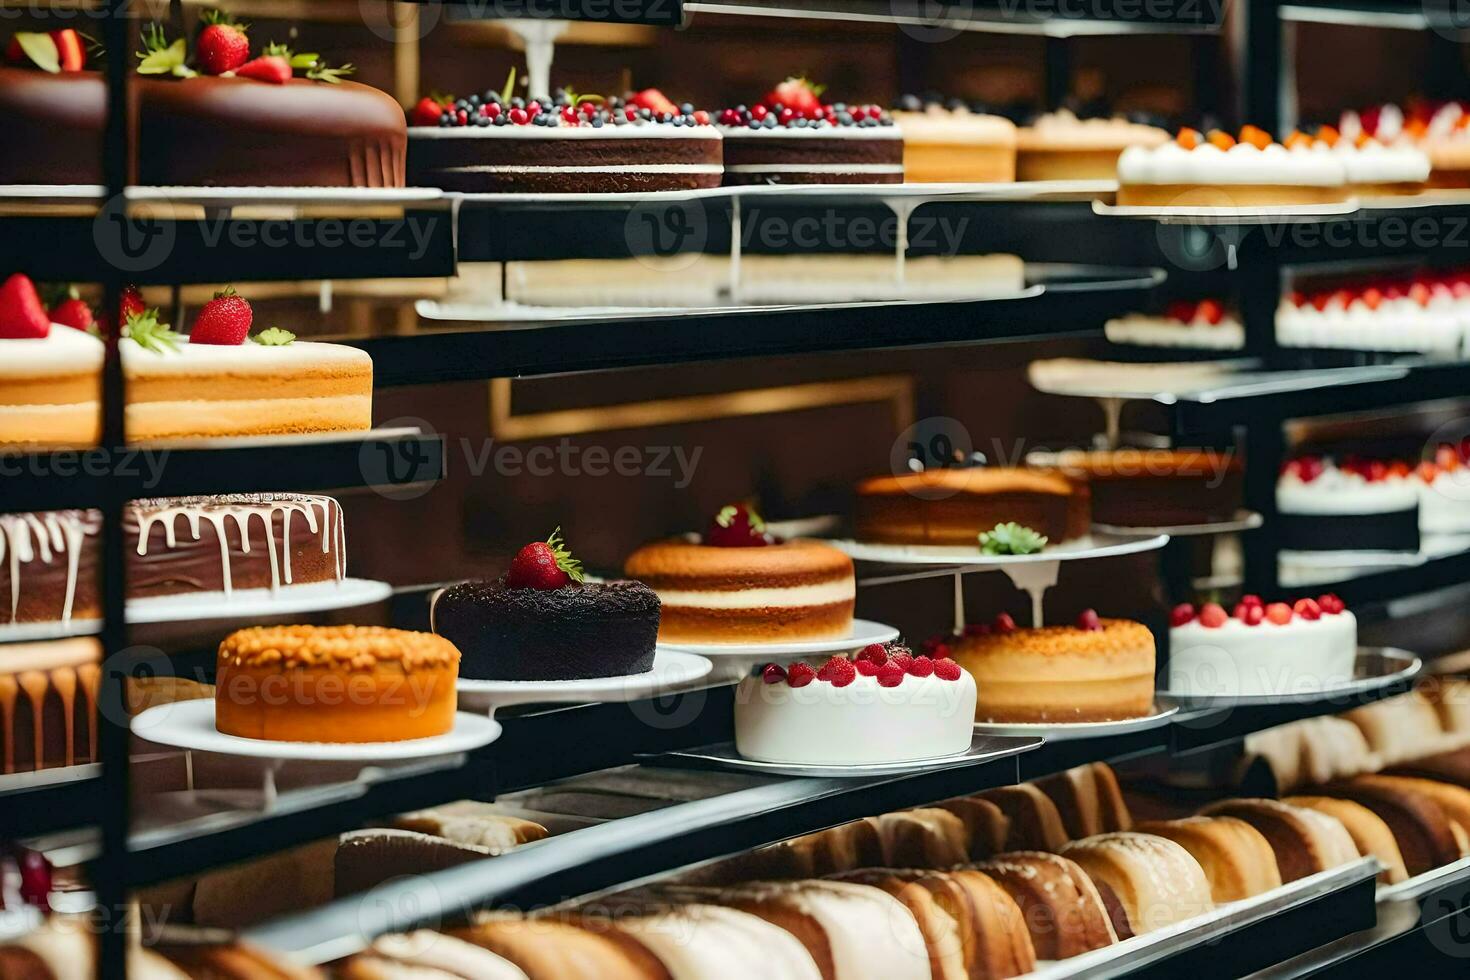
[0,511,96,625]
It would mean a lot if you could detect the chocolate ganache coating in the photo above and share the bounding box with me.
[0,67,106,185]
[433,579,660,681]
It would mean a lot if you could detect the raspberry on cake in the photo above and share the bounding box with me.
[1277,456,1421,553]
[408,84,722,193]
[432,528,661,681]
[718,78,903,185]
[623,504,855,644]
[1277,277,1466,354]
[735,643,976,765]
[1117,126,1350,208]
[1105,299,1245,350]
[1168,594,1357,697]
[953,611,1156,723]
[853,467,1090,547]
[214,625,460,743]
[891,95,1017,182]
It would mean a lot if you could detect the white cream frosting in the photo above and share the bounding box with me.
[655,580,855,610]
[614,905,823,980]
[891,109,1016,145]
[1322,139,1430,184]
[1419,469,1470,533]
[1276,298,1463,353]
[1169,610,1357,696]
[1277,467,1420,515]
[0,326,104,378]
[120,337,370,376]
[1105,313,1245,350]
[0,510,97,624]
[1117,141,1348,186]
[734,667,976,765]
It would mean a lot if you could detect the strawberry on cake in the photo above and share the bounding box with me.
[1117,126,1349,208]
[1292,124,1428,197]
[1278,456,1421,553]
[1167,595,1356,697]
[1277,277,1466,354]
[408,84,722,193]
[718,78,903,185]
[735,642,977,765]
[1105,299,1244,350]
[624,504,856,644]
[0,274,105,450]
[1341,102,1470,188]
[1415,442,1470,533]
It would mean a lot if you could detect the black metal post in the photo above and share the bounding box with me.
[1043,36,1071,112]
[1240,0,1283,134]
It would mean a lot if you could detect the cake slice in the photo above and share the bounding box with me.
[976,784,1071,851]
[608,905,824,980]
[1198,799,1360,881]
[452,918,670,980]
[970,852,1117,960]
[1135,816,1283,901]
[1283,797,1409,884]
[339,932,530,979]
[934,797,1011,860]
[1059,833,1214,937]
[0,319,103,450]
[1311,780,1463,875]
[390,801,548,854]
[828,871,969,980]
[871,809,971,869]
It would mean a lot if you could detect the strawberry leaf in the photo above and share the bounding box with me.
[137,36,188,75]
[545,526,585,583]
[289,52,318,70]
[251,327,296,346]
[306,60,354,84]
[122,309,181,353]
[16,32,60,73]
[499,66,517,104]
[978,522,1047,555]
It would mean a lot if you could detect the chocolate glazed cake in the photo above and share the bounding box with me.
[408,126,724,193]
[432,580,660,681]
[719,128,904,185]
[0,67,105,185]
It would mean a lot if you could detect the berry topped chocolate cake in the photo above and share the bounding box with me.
[717,77,903,185]
[432,528,661,681]
[408,84,722,193]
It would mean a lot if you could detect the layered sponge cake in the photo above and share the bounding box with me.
[0,325,104,450]
[854,467,1090,547]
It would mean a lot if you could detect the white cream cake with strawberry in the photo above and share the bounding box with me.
[1105,299,1244,350]
[1415,442,1470,534]
[1277,278,1466,354]
[1278,456,1421,553]
[735,642,976,765]
[1292,124,1428,196]
[0,274,372,448]
[1117,126,1349,207]
[1168,595,1357,697]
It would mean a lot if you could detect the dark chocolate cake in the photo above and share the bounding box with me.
[0,66,105,185]
[716,87,903,185]
[432,579,660,681]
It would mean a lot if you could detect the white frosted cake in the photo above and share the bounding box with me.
[505,255,733,308]
[1415,447,1470,533]
[1277,286,1463,354]
[0,325,105,450]
[735,645,976,765]
[1106,300,1244,350]
[1277,457,1421,552]
[1117,128,1348,207]
[1169,595,1357,696]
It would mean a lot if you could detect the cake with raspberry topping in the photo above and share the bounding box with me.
[1277,277,1466,354]
[623,504,855,643]
[1117,126,1349,207]
[717,78,903,185]
[408,85,722,193]
[1104,299,1244,350]
[734,643,977,765]
[1415,442,1470,533]
[0,274,105,450]
[952,611,1156,723]
[853,467,1090,547]
[1277,456,1421,553]
[215,624,460,742]
[433,528,661,681]
[891,95,1017,182]
[1167,595,1357,697]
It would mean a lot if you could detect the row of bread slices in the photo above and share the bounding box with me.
[331,761,1376,980]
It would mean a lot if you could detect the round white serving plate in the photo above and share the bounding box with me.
[658,619,899,658]
[642,731,1043,779]
[824,533,1169,567]
[1093,198,1362,223]
[1160,647,1421,709]
[131,700,501,762]
[456,649,713,712]
[1092,510,1264,538]
[127,578,392,624]
[973,699,1180,740]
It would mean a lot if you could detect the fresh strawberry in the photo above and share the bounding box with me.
[412,95,451,127]
[1164,300,1197,323]
[196,11,249,75]
[49,30,85,72]
[234,55,291,85]
[50,296,94,332]
[932,658,962,681]
[504,527,584,590]
[821,657,856,687]
[1195,299,1226,325]
[1265,602,1293,625]
[877,661,906,687]
[1240,594,1263,607]
[0,273,51,339]
[1318,593,1345,615]
[1169,603,1196,626]
[855,643,888,665]
[1293,597,1322,621]
[704,503,771,547]
[1198,602,1228,628]
[787,662,816,688]
[630,88,678,116]
[908,655,935,677]
[189,285,252,344]
[762,76,824,115]
[1076,609,1102,631]
[1242,604,1265,626]
[993,612,1017,633]
[761,663,786,684]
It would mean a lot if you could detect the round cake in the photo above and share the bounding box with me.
[891,97,1016,183]
[408,88,721,193]
[1059,832,1213,938]
[214,625,460,743]
[433,529,659,681]
[1300,124,1428,196]
[734,645,976,766]
[1117,126,1349,207]
[624,504,854,644]
[717,78,902,185]
[1277,457,1420,553]
[1167,595,1357,698]
[0,64,105,185]
[1015,110,1169,181]
[853,467,1090,547]
[1033,447,1243,527]
[1105,300,1245,351]
[952,611,1156,723]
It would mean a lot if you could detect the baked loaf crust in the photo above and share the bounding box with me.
[624,538,854,643]
[854,468,1090,546]
[1283,797,1409,884]
[955,619,1156,723]
[828,871,970,980]
[934,796,1011,860]
[1198,799,1360,881]
[1059,833,1213,937]
[970,851,1117,960]
[451,918,670,980]
[607,904,824,980]
[1311,779,1464,875]
[1134,816,1283,901]
[977,784,1070,851]
[215,625,459,742]
[433,579,658,681]
[869,809,972,869]
[340,932,532,979]
[390,801,549,854]
[1034,762,1134,839]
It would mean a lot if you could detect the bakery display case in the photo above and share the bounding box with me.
[8,0,1470,975]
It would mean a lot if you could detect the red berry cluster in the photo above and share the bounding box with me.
[1288,270,1470,314]
[1172,593,1345,629]
[960,612,1019,638]
[1281,454,1419,485]
[421,88,711,130]
[717,102,894,130]
[1162,299,1227,325]
[760,642,962,690]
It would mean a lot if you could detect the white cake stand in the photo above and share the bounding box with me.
[655,619,901,684]
[455,649,713,715]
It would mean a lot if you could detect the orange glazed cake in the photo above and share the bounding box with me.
[215,625,459,743]
[854,467,1090,546]
[953,611,1156,722]
[624,503,855,643]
